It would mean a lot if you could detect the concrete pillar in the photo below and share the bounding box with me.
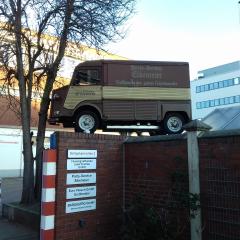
[183,120,211,240]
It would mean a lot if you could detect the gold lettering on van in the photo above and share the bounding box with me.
[74,90,96,96]
[64,86,102,109]
[131,65,163,79]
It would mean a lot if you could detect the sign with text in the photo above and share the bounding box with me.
[65,149,98,213]
[67,158,96,170]
[66,199,96,213]
[68,150,97,159]
[66,186,96,199]
[67,173,96,185]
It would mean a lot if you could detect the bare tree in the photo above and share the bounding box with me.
[0,0,136,204]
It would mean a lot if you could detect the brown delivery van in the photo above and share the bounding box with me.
[48,60,191,134]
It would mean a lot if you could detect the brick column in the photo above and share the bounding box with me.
[40,149,57,240]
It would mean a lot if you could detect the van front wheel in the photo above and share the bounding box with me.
[75,111,99,133]
[163,113,185,134]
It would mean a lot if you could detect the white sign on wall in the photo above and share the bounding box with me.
[66,186,96,199]
[66,199,96,213]
[68,150,97,159]
[67,158,96,170]
[65,149,98,213]
[66,173,96,185]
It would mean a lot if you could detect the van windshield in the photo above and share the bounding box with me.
[73,69,100,85]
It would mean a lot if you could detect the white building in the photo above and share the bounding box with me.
[0,127,53,178]
[191,61,240,119]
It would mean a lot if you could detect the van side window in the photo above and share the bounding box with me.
[73,69,100,85]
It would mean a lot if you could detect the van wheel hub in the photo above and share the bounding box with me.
[79,114,95,131]
[167,116,182,132]
[163,113,185,134]
[75,111,99,133]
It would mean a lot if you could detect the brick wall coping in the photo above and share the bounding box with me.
[125,129,240,144]
[55,131,126,140]
[199,128,240,139]
[49,128,240,145]
[124,134,186,144]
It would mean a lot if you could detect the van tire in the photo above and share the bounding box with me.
[75,111,99,133]
[163,113,185,134]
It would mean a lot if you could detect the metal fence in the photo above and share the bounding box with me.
[201,157,240,239]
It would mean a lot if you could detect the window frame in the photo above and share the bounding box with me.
[72,67,102,86]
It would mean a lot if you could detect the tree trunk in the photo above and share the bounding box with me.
[35,94,51,200]
[20,120,35,204]
[34,0,74,200]
[35,70,58,200]
[14,0,35,204]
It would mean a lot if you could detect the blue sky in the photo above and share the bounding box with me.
[108,0,240,79]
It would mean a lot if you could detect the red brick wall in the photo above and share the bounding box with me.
[52,132,240,240]
[124,137,190,239]
[54,132,125,240]
[124,138,188,204]
[124,134,240,240]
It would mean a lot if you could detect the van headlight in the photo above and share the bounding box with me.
[54,110,60,116]
[53,93,60,100]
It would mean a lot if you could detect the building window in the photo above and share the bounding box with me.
[224,97,230,105]
[210,100,214,107]
[219,81,224,88]
[214,99,220,106]
[219,98,225,105]
[205,101,210,108]
[229,96,234,104]
[196,94,240,111]
[196,102,201,109]
[213,82,219,89]
[200,85,205,92]
[228,79,234,86]
[223,80,229,87]
[234,77,240,85]
[195,76,240,95]
[204,84,209,91]
[196,86,201,93]
[209,83,214,90]
[235,95,240,103]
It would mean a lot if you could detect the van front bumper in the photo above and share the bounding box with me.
[48,117,60,125]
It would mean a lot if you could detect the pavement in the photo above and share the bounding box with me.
[0,217,38,240]
[0,178,23,214]
[0,178,38,240]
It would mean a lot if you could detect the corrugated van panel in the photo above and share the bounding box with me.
[135,101,158,120]
[103,101,134,120]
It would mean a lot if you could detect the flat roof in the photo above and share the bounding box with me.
[198,61,240,78]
